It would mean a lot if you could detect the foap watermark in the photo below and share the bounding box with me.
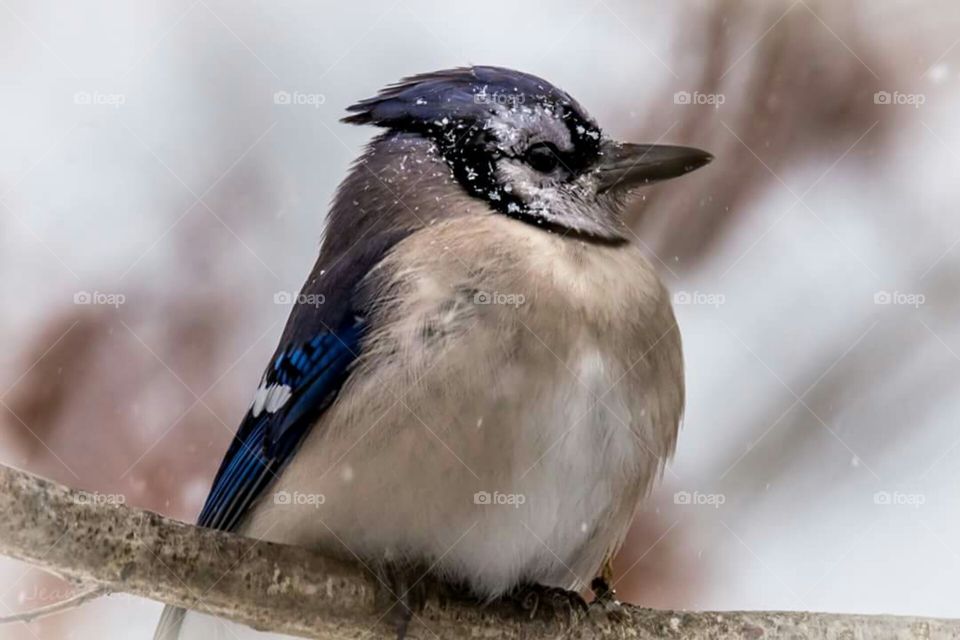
[674,91,725,108]
[874,290,925,308]
[274,90,326,108]
[674,490,725,509]
[873,490,925,508]
[473,88,525,108]
[474,290,525,308]
[73,90,126,108]
[74,290,125,308]
[673,290,725,308]
[474,490,526,508]
[73,491,126,507]
[874,90,925,108]
[274,291,326,307]
[19,585,79,605]
[274,490,326,508]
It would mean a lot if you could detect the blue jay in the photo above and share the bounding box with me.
[156,66,710,639]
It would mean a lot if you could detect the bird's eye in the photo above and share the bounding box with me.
[524,143,561,173]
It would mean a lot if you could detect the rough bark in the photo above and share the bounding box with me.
[0,463,956,639]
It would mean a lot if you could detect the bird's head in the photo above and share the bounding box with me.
[343,66,712,242]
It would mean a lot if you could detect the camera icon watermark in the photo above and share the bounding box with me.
[473,290,525,308]
[73,491,126,507]
[673,490,726,509]
[19,585,78,605]
[74,290,126,308]
[873,290,925,309]
[473,88,525,109]
[673,290,725,308]
[473,490,526,508]
[274,291,326,307]
[873,91,925,108]
[873,490,925,508]
[274,490,326,508]
[674,91,725,108]
[274,89,326,108]
[73,90,126,109]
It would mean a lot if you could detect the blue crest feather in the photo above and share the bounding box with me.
[342,65,592,129]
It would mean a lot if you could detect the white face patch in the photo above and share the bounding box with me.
[251,382,293,418]
[485,104,574,156]
[493,148,627,240]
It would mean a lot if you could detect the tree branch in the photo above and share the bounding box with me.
[0,463,955,639]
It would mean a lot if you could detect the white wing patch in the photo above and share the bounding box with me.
[251,382,293,418]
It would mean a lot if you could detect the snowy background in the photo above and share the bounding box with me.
[2,0,960,637]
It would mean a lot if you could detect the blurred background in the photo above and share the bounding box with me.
[2,0,960,637]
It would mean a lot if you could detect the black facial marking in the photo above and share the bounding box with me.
[343,65,604,228]
[421,104,602,225]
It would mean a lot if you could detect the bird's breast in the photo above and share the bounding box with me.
[242,213,683,597]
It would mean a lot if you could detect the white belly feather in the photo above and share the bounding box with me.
[245,340,648,598]
[241,216,680,599]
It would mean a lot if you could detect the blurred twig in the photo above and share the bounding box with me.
[0,586,107,624]
[630,0,892,267]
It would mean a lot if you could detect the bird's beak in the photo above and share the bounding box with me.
[595,141,713,194]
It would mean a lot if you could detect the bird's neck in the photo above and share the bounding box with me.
[320,132,487,259]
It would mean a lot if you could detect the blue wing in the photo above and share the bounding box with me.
[193,226,413,535]
[156,210,414,640]
[197,318,364,532]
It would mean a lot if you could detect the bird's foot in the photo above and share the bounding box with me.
[589,576,627,623]
[374,563,429,640]
[508,583,588,623]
